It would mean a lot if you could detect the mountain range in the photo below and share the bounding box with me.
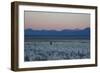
[24,28,90,39]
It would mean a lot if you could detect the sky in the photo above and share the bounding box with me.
[24,11,90,30]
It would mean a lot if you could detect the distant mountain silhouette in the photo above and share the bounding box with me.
[25,28,90,35]
[24,28,90,39]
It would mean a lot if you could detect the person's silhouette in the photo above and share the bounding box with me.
[50,41,52,45]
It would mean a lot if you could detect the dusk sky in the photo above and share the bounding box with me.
[24,11,90,30]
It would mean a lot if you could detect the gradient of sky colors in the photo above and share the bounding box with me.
[24,11,90,30]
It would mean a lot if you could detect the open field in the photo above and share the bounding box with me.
[24,39,90,61]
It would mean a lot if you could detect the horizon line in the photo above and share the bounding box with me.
[24,27,90,31]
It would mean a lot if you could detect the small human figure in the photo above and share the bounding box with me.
[50,41,52,45]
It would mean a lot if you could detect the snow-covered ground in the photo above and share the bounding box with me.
[24,39,90,61]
